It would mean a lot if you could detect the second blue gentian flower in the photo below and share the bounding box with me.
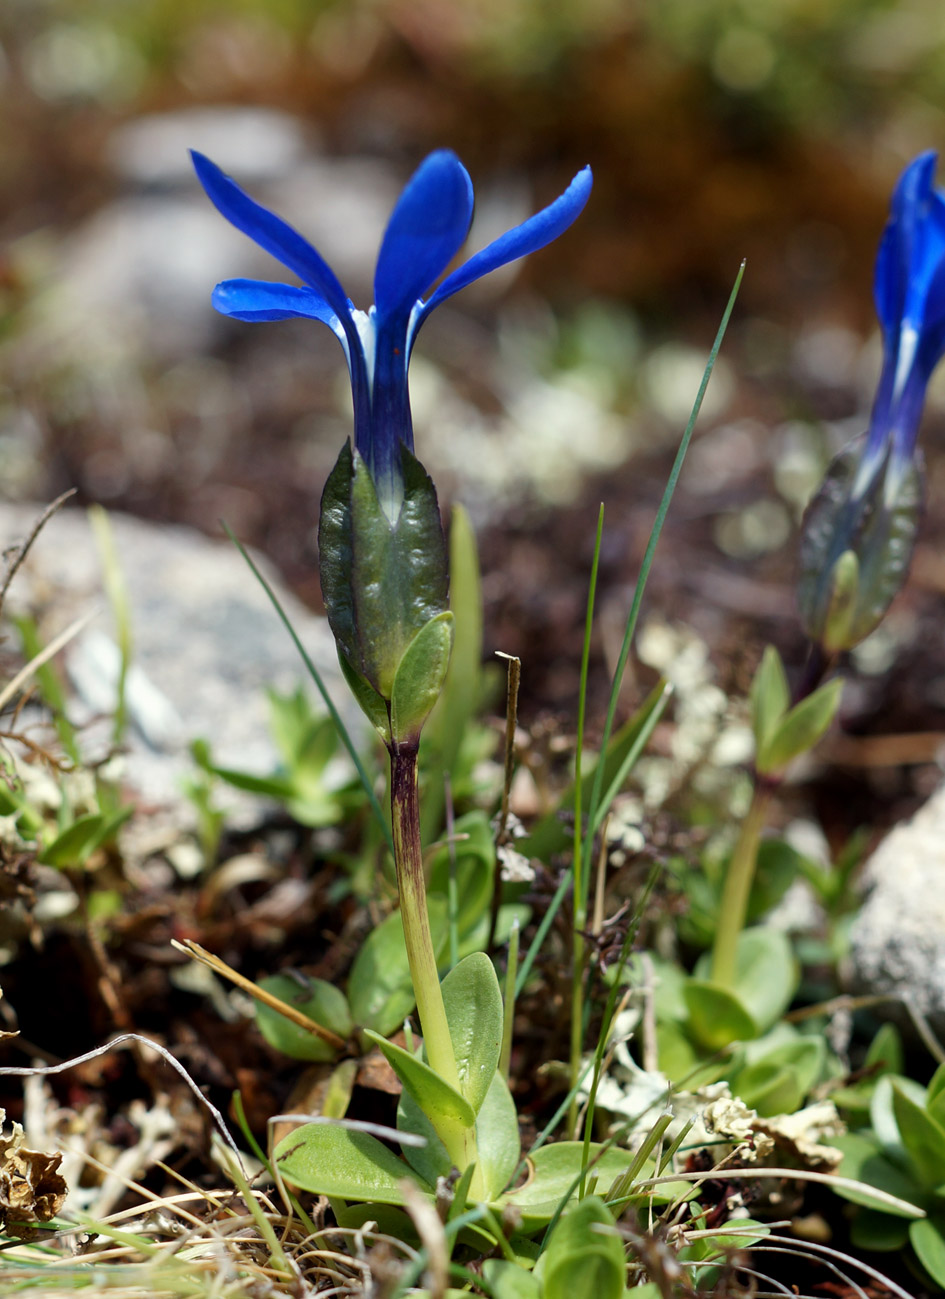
[799,151,945,653]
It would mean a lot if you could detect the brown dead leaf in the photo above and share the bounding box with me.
[0,1108,67,1230]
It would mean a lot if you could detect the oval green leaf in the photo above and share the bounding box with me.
[441,952,503,1115]
[543,1196,625,1299]
[364,1029,476,1128]
[274,1122,431,1205]
[255,973,351,1062]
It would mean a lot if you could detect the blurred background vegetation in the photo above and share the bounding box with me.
[2,0,945,744]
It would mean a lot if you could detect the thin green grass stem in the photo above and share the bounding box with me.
[223,522,394,855]
[219,1139,293,1280]
[710,782,772,988]
[581,263,745,897]
[567,506,605,1138]
[572,504,605,931]
[590,681,672,839]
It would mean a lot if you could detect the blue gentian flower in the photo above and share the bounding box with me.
[191,149,592,517]
[856,150,945,504]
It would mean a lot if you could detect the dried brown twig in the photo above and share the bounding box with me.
[0,489,76,620]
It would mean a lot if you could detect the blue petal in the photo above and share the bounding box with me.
[191,151,352,326]
[212,278,345,331]
[192,151,373,453]
[419,165,593,318]
[373,150,474,321]
[874,151,939,335]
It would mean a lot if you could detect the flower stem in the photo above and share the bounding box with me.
[710,783,772,988]
[389,740,462,1093]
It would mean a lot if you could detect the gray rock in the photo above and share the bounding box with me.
[0,505,359,811]
[847,784,945,1036]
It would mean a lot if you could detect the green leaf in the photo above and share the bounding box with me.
[363,1029,476,1128]
[927,1063,945,1127]
[424,503,484,787]
[200,766,295,798]
[866,1022,904,1078]
[349,897,448,1035]
[692,927,797,1034]
[441,952,503,1115]
[850,1207,911,1252]
[911,1216,945,1288]
[322,1059,358,1119]
[389,612,454,744]
[733,1038,824,1117]
[481,1260,541,1299]
[396,1088,451,1188]
[474,1070,521,1200]
[337,648,391,742]
[254,974,351,1062]
[749,646,789,753]
[892,1082,945,1191]
[273,1122,431,1205]
[543,1196,625,1299]
[398,1067,519,1201]
[500,1143,635,1230]
[798,436,923,651]
[832,1132,925,1215]
[40,813,108,868]
[683,981,758,1050]
[318,444,449,698]
[756,678,843,775]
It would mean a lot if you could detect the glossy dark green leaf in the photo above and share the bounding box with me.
[337,648,391,742]
[318,444,449,698]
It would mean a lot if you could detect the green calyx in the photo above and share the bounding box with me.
[798,438,923,652]
[319,442,453,744]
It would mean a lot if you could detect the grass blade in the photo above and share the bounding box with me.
[581,261,745,900]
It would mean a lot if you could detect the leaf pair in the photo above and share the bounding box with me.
[750,645,842,777]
